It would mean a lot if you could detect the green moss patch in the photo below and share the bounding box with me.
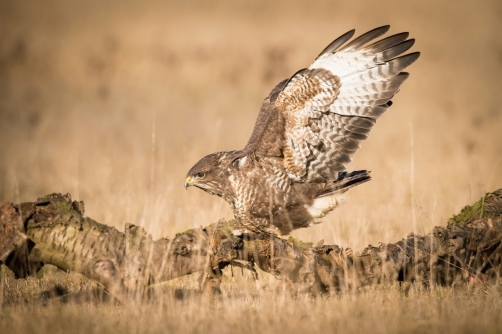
[287,236,313,248]
[448,191,500,227]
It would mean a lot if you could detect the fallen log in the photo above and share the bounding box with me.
[1,190,501,301]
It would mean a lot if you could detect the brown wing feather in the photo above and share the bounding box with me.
[238,79,288,158]
[275,68,342,180]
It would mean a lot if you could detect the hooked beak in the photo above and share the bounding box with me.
[185,176,193,190]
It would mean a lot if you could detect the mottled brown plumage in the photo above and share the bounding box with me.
[185,26,420,234]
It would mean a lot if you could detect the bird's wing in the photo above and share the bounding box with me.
[244,26,420,182]
[241,79,289,158]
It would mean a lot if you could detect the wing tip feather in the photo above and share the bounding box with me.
[315,29,356,60]
[340,25,391,51]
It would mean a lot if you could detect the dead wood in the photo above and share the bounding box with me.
[1,190,502,301]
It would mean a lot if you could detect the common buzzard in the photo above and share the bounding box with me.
[185,26,419,234]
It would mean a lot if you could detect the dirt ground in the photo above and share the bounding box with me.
[1,0,501,333]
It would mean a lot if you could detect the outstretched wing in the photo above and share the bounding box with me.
[245,25,419,182]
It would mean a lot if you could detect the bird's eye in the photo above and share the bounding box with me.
[196,172,205,178]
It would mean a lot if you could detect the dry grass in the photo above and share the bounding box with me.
[1,0,502,332]
[2,267,502,334]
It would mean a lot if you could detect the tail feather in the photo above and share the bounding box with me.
[317,170,371,197]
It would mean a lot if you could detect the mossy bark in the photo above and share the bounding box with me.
[1,190,501,300]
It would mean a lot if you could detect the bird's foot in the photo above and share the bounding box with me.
[231,229,255,236]
[232,226,286,240]
[231,229,243,236]
[261,225,282,236]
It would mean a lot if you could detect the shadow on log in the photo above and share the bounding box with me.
[1,190,502,301]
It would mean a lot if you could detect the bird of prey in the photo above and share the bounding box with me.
[185,26,419,234]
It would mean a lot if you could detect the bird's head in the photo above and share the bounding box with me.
[185,151,236,197]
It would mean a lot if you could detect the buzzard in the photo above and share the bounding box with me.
[185,26,419,234]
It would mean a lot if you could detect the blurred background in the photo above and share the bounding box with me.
[1,0,501,250]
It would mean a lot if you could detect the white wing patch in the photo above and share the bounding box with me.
[275,26,419,182]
